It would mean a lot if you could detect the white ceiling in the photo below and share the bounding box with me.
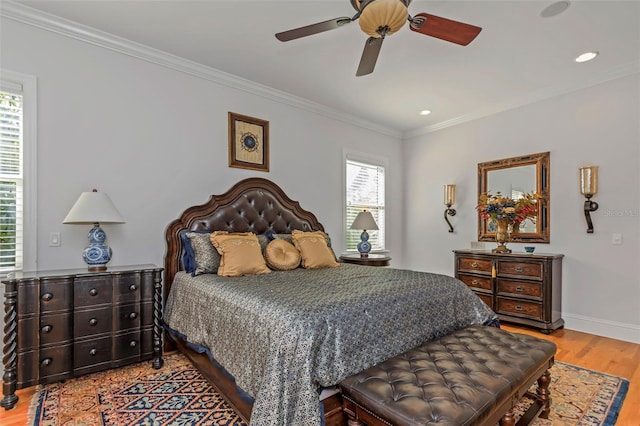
[9,0,640,135]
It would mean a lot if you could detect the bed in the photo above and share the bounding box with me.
[162,177,498,426]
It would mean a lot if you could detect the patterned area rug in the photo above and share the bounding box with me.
[29,353,628,426]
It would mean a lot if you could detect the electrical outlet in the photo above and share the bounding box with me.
[612,233,623,245]
[49,232,61,247]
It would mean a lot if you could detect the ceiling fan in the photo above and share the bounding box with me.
[275,0,482,77]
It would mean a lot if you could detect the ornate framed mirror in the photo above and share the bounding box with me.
[478,152,550,243]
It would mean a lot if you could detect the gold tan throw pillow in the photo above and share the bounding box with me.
[265,239,301,271]
[210,231,271,277]
[291,230,340,269]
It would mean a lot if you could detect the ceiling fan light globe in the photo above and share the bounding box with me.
[359,0,408,37]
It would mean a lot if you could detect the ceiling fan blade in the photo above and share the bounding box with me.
[409,13,482,46]
[275,17,353,42]
[356,37,384,77]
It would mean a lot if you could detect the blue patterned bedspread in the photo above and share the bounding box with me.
[164,264,497,425]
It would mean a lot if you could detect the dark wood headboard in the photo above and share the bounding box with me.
[163,177,325,300]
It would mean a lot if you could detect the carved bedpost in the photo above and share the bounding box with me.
[1,277,18,410]
[152,268,164,369]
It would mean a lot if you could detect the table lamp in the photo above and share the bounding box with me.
[350,210,378,257]
[63,189,125,271]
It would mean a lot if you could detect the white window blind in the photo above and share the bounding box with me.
[346,159,385,251]
[0,87,23,272]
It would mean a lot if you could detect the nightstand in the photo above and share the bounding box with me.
[1,264,164,410]
[339,253,391,267]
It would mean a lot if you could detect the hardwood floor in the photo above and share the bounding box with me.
[1,325,638,425]
[501,324,640,426]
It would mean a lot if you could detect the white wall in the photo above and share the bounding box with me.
[0,16,405,274]
[403,74,640,343]
[2,8,638,346]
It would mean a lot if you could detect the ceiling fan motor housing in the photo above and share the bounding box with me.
[355,0,409,38]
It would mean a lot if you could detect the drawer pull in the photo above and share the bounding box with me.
[41,358,52,367]
[515,305,523,311]
[515,267,524,273]
[89,288,98,296]
[128,312,138,320]
[129,284,138,291]
[89,349,97,356]
[471,262,479,268]
[41,293,53,302]
[129,341,137,348]
[472,280,479,285]
[89,318,98,326]
[40,325,52,334]
[515,286,524,292]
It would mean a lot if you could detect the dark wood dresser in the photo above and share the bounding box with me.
[453,250,564,333]
[1,264,164,410]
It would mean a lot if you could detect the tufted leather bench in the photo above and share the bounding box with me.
[340,325,556,426]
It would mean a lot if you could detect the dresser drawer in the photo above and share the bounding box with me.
[114,273,145,303]
[497,279,542,300]
[496,261,543,280]
[496,297,542,320]
[458,273,492,291]
[74,306,112,337]
[18,278,74,315]
[475,292,493,308]
[457,257,492,274]
[74,276,112,307]
[17,344,73,387]
[114,303,143,331]
[74,335,112,372]
[19,313,72,350]
[114,330,142,361]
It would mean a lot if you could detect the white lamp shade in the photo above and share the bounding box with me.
[350,211,379,230]
[63,190,125,224]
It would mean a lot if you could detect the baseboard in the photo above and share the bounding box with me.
[564,313,640,344]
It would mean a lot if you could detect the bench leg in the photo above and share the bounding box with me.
[499,409,516,426]
[537,369,552,419]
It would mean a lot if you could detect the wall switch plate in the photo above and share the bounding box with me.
[49,232,61,247]
[470,241,485,250]
[612,233,623,245]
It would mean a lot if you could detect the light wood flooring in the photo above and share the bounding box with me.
[1,324,638,425]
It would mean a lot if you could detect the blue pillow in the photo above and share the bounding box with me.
[180,230,197,273]
[265,230,293,244]
[180,230,221,275]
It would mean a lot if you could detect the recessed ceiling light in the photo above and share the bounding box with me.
[575,51,599,63]
[540,1,570,18]
[419,110,432,116]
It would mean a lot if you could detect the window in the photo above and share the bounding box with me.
[346,158,385,251]
[1,72,35,275]
[0,88,23,271]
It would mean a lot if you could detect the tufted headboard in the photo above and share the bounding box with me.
[163,177,325,299]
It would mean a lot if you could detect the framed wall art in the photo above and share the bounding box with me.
[228,112,269,172]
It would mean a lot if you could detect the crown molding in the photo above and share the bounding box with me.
[404,61,640,139]
[0,1,402,139]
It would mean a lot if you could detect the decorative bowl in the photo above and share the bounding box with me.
[524,246,535,253]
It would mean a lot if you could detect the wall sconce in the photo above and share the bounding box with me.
[580,166,598,234]
[444,184,457,233]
